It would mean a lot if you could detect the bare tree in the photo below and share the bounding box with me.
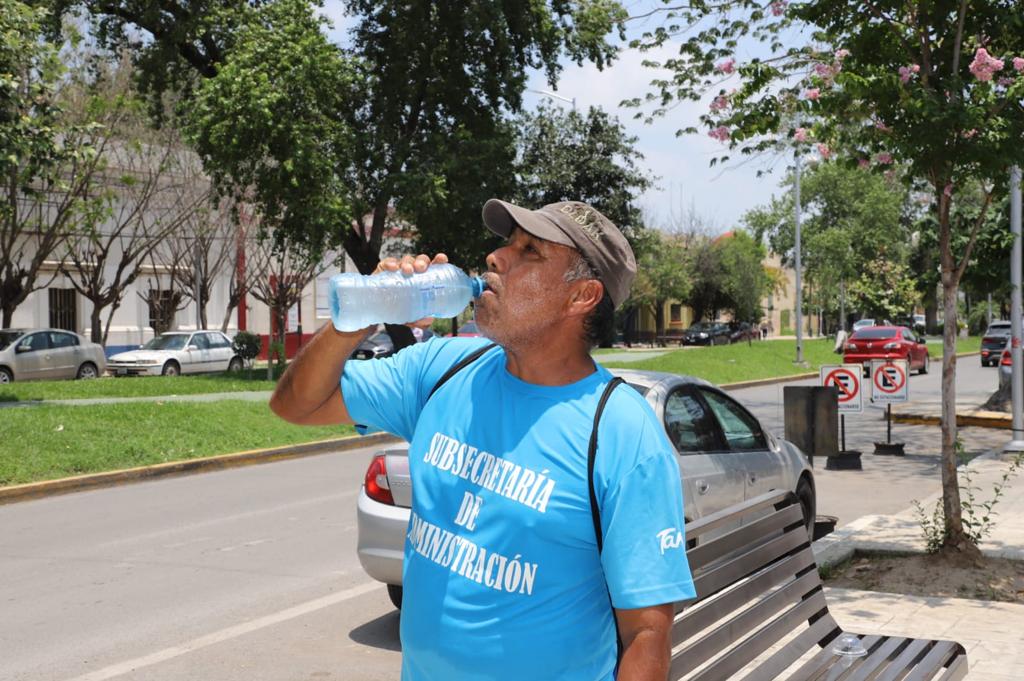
[246,234,323,373]
[219,204,263,334]
[61,131,207,344]
[137,239,192,335]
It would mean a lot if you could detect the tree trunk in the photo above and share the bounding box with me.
[220,303,236,334]
[1,303,13,329]
[939,261,976,556]
[654,299,665,338]
[90,304,103,345]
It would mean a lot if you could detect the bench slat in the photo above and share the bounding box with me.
[681,589,830,681]
[904,642,961,681]
[936,650,968,681]
[736,612,841,681]
[672,569,824,677]
[690,530,810,603]
[872,639,932,681]
[686,490,792,542]
[676,549,817,636]
[782,634,882,681]
[845,636,908,681]
[688,502,806,570]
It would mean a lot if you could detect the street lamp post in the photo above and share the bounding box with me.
[794,146,805,365]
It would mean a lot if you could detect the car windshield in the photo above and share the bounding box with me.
[0,330,24,350]
[986,324,1011,335]
[851,328,897,340]
[142,334,189,350]
[687,323,708,332]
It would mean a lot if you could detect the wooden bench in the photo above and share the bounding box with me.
[671,490,967,681]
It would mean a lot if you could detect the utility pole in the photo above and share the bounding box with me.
[1005,165,1024,454]
[794,147,804,364]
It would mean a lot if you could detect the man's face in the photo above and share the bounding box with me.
[474,227,579,346]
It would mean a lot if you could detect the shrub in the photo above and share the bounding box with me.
[232,331,262,367]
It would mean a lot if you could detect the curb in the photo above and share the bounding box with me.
[0,432,401,506]
[720,372,819,391]
[892,412,1011,430]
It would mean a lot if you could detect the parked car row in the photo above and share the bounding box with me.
[680,320,760,346]
[0,328,247,383]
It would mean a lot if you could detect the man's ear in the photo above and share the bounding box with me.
[567,279,604,318]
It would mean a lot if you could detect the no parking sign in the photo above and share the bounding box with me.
[819,364,863,414]
[869,359,910,404]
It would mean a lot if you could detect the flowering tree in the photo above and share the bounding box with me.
[632,1,1024,555]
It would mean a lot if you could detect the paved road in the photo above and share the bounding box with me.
[0,356,1004,681]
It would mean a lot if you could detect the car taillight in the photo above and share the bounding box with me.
[1002,350,1013,366]
[883,342,900,350]
[364,455,395,505]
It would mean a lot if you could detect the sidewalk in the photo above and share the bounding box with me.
[812,452,1024,679]
[892,369,1010,429]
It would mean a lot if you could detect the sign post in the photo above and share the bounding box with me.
[869,359,910,455]
[820,365,864,469]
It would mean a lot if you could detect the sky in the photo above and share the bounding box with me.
[316,2,800,234]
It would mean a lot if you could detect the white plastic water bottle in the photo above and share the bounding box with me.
[328,264,485,332]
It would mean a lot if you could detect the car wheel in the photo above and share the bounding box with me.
[796,476,815,541]
[0,367,11,384]
[76,362,98,380]
[919,354,929,375]
[387,584,403,610]
[162,361,181,377]
[228,357,243,372]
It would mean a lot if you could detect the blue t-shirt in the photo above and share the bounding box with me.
[342,337,695,681]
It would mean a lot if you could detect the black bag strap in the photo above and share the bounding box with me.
[587,376,625,554]
[428,343,498,401]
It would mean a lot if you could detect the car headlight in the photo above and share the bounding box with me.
[698,333,708,338]
[141,359,161,365]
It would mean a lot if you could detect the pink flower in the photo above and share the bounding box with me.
[771,1,787,16]
[804,88,820,100]
[835,49,851,61]
[875,152,893,165]
[814,63,833,78]
[1014,57,1024,72]
[708,126,731,142]
[715,58,736,74]
[998,77,1015,87]
[710,95,730,112]
[858,158,870,169]
[874,120,892,133]
[962,128,978,138]
[969,48,1004,81]
[884,169,897,181]
[816,143,831,159]
[943,183,954,197]
[898,64,920,83]
[793,127,809,142]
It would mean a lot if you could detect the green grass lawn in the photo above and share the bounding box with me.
[602,339,838,384]
[930,335,980,357]
[0,370,280,403]
[0,400,355,486]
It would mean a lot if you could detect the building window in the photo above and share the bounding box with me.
[147,289,178,334]
[49,289,77,331]
[670,303,682,323]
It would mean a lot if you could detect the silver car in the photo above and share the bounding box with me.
[355,368,816,609]
[0,328,107,383]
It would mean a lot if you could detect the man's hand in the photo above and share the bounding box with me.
[269,252,449,426]
[374,252,449,330]
[615,604,674,681]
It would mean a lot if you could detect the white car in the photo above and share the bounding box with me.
[852,318,875,332]
[107,331,243,377]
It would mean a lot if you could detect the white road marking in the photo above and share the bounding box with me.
[62,580,381,681]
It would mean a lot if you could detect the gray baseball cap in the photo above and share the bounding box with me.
[481,199,637,308]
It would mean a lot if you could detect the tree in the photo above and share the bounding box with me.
[848,257,920,321]
[744,161,910,327]
[681,233,726,323]
[0,3,104,327]
[626,227,691,339]
[633,0,1024,556]
[245,234,323,375]
[716,230,772,323]
[513,103,652,239]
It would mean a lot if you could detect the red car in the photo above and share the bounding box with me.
[843,325,930,375]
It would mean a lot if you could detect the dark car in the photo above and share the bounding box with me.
[728,322,758,343]
[351,327,436,361]
[683,321,731,346]
[982,321,1012,367]
[843,325,929,375]
[446,321,482,338]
